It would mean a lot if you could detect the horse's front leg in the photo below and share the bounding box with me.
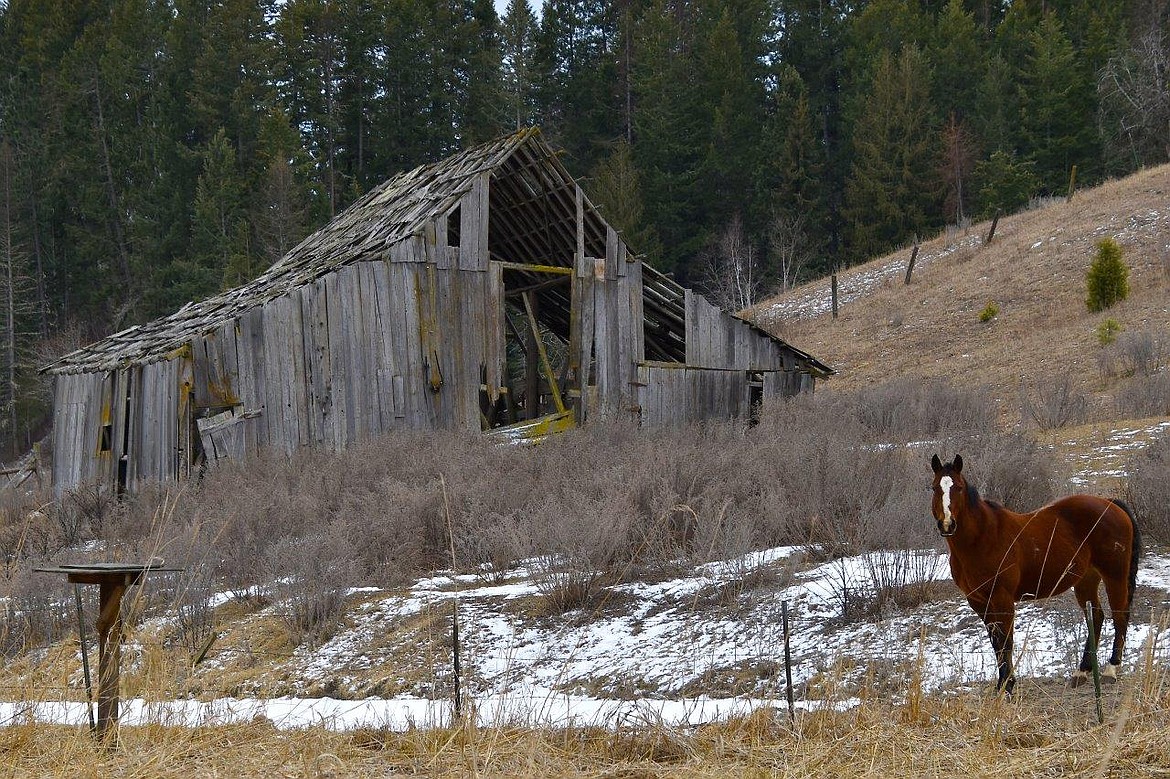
[978,600,1017,696]
[988,622,1016,695]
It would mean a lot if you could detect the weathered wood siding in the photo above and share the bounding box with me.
[181,194,497,460]
[636,364,752,426]
[51,360,185,494]
[636,362,809,427]
[51,372,104,490]
[573,192,644,423]
[684,290,799,372]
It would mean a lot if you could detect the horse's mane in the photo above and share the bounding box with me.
[967,481,1001,509]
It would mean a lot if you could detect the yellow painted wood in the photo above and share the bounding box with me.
[493,261,574,275]
[521,293,566,414]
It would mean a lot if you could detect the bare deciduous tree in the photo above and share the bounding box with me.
[0,140,34,454]
[697,214,771,312]
[767,210,817,293]
[1098,27,1170,168]
[940,113,977,226]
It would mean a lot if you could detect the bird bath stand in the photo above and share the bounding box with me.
[35,561,180,741]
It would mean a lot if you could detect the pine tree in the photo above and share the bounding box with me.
[697,8,759,238]
[587,139,660,259]
[276,0,345,216]
[254,108,312,269]
[376,0,435,170]
[843,45,942,262]
[928,0,985,125]
[0,140,32,451]
[501,0,540,130]
[1086,237,1129,312]
[1018,13,1100,192]
[631,0,705,275]
[192,129,250,295]
[972,150,1039,218]
[462,0,504,144]
[774,0,850,258]
[533,0,622,173]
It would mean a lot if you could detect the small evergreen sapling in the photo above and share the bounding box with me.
[1086,238,1129,312]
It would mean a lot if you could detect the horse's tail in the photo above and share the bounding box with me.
[1111,498,1141,611]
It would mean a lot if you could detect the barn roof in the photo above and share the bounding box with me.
[43,128,830,377]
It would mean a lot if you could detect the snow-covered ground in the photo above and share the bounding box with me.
[1066,420,1170,487]
[7,544,1169,732]
[754,233,983,326]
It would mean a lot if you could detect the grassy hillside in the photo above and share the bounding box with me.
[749,165,1170,418]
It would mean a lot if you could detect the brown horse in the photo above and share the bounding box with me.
[930,454,1140,694]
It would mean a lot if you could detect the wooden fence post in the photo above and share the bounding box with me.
[985,210,1001,245]
[782,600,795,723]
[74,585,95,733]
[1068,164,1078,201]
[1087,602,1103,724]
[452,600,462,721]
[831,274,838,319]
[904,241,920,285]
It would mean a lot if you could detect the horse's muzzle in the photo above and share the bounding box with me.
[937,519,956,537]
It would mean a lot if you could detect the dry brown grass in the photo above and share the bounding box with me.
[753,164,1170,428]
[2,679,1170,777]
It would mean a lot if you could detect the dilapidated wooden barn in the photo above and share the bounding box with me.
[44,128,831,493]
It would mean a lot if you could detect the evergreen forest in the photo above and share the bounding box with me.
[0,0,1168,456]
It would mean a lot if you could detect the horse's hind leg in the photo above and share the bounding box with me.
[1103,571,1133,681]
[1072,574,1106,687]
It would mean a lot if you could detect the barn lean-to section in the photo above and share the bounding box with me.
[44,129,831,494]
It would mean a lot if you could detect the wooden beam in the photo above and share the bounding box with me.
[493,261,574,275]
[522,291,566,415]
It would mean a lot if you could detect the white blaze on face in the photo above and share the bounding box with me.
[939,475,955,533]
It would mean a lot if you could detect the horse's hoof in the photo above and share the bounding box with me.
[1070,672,1088,688]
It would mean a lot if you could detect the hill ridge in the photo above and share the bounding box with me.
[748,165,1170,403]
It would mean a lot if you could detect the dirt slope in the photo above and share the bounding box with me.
[748,165,1170,414]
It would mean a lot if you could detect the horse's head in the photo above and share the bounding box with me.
[930,454,966,537]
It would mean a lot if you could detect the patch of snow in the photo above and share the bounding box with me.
[11,542,1170,732]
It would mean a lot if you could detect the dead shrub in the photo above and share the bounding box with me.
[853,377,997,439]
[62,483,118,542]
[1115,374,1170,418]
[1020,374,1091,429]
[864,549,946,617]
[1125,434,1170,544]
[266,531,355,647]
[174,566,218,661]
[1116,330,1165,377]
[0,567,72,657]
[0,488,58,577]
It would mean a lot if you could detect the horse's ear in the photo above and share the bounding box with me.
[931,454,942,473]
[953,454,963,473]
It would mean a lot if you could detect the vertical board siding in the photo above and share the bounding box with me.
[237,306,267,453]
[484,261,504,404]
[301,277,331,446]
[636,365,755,427]
[396,258,425,426]
[132,359,180,485]
[459,172,490,272]
[684,288,795,371]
